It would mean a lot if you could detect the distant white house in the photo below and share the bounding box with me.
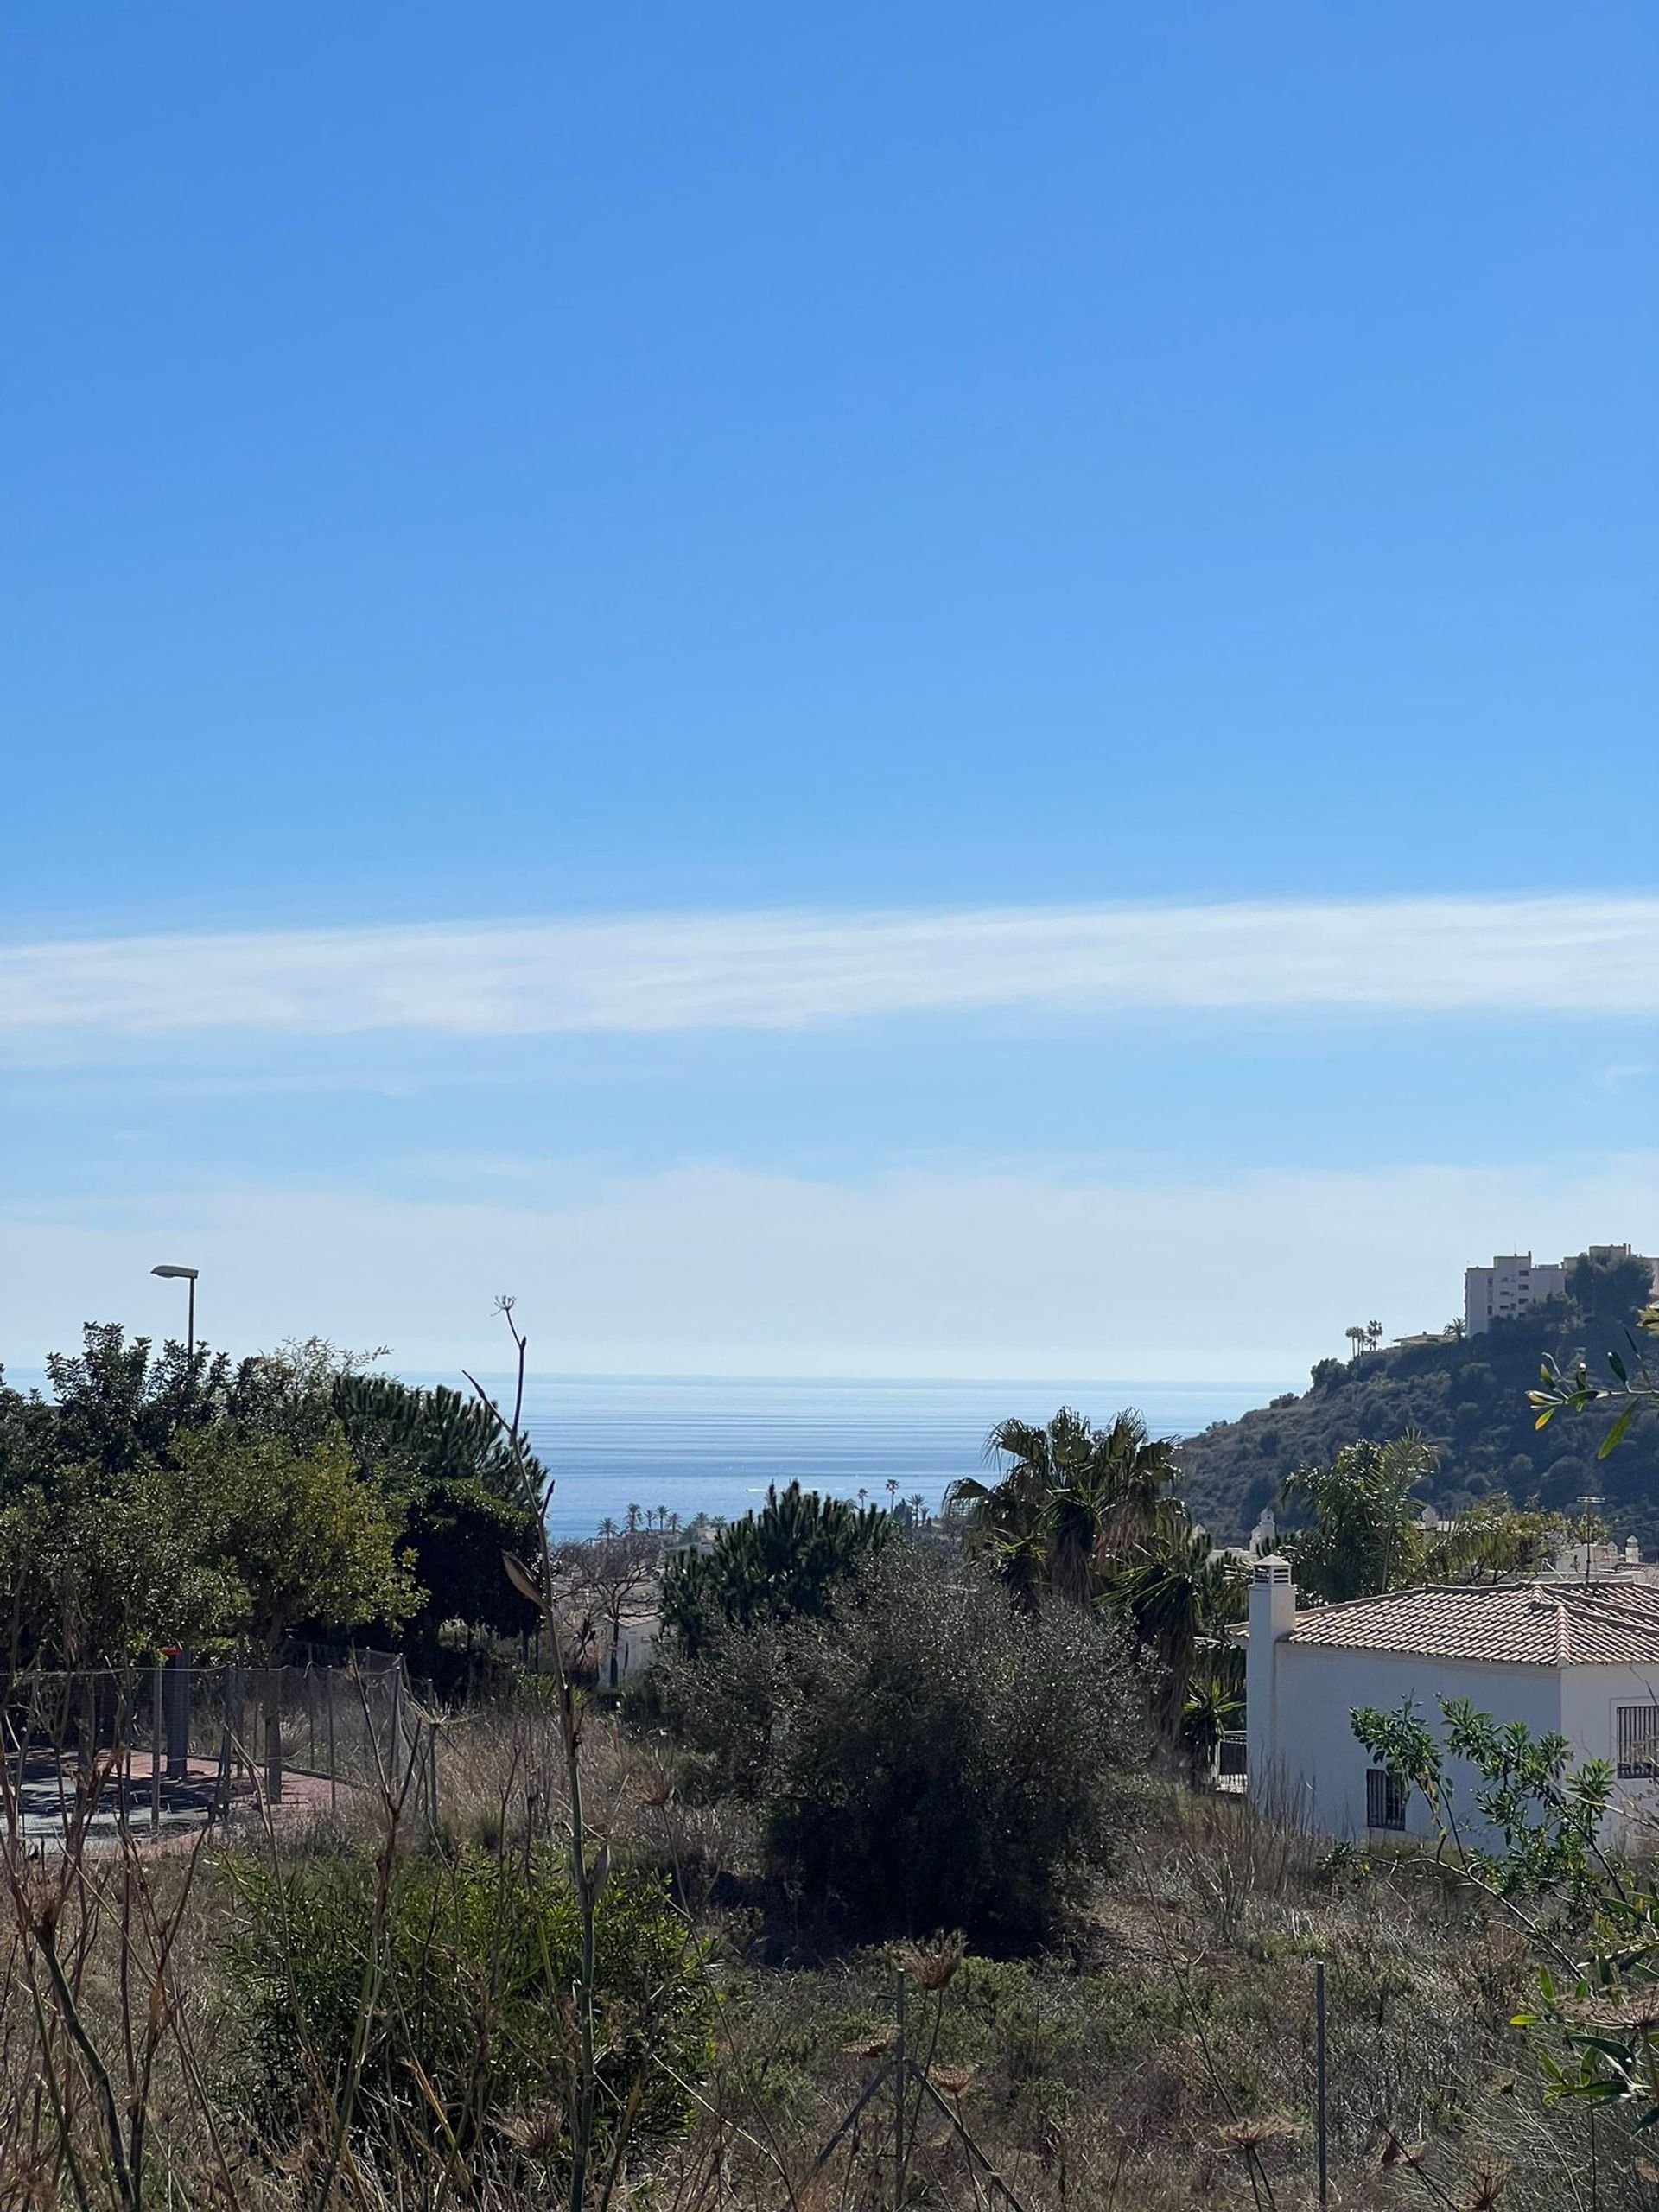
[1244,1557,1659,1846]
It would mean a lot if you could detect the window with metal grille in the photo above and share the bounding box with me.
[1617,1706,1659,1778]
[1366,1768,1407,1831]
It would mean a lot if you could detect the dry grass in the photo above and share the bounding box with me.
[1,1700,1652,2212]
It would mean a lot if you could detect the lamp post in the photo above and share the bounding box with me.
[150,1264,200,1782]
[151,1263,199,1358]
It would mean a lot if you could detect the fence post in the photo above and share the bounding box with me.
[327,1666,338,1813]
[1315,1960,1328,2207]
[225,1663,245,1818]
[164,1650,190,1780]
[893,1966,906,2209]
[212,1669,233,1821]
[264,1669,283,1805]
[151,1656,163,1835]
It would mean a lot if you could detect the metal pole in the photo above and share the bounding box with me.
[151,1657,162,1835]
[893,1967,906,2210]
[187,1275,195,1361]
[327,1667,337,1812]
[1315,1960,1328,2207]
[164,1652,189,1780]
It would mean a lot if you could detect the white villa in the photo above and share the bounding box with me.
[1244,1556,1659,1845]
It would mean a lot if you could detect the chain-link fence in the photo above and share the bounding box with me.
[0,1651,438,1847]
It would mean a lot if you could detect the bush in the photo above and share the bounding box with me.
[225,1843,714,2167]
[658,1548,1150,1948]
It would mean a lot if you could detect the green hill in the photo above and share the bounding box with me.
[1178,1250,1659,1547]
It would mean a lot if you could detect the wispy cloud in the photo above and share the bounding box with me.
[3,895,1656,1043]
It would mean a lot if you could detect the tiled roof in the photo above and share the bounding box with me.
[1283,1580,1659,1668]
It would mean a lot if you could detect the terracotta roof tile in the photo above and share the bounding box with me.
[1282,1580,1659,1667]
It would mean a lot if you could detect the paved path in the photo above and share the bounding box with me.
[5,1748,344,1849]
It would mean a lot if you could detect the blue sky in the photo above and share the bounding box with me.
[2,3,1655,1376]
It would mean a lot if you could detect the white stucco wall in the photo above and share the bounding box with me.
[1259,1646,1563,1840]
[1255,1644,1659,1845]
[1562,1660,1659,1847]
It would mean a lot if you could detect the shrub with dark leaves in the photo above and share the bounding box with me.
[658,1547,1150,1948]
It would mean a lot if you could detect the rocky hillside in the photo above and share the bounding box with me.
[1178,1254,1659,1546]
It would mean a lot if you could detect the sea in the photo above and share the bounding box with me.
[4,1364,1288,1540]
[410,1373,1289,1538]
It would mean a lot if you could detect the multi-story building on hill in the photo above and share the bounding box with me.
[1464,1253,1566,1335]
[1463,1244,1658,1337]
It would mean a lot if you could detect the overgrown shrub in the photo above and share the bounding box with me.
[225,1841,714,2167]
[658,1548,1150,1947]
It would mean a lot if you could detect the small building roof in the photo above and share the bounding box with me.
[1283,1580,1659,1668]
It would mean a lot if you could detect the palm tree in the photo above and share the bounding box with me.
[947,1407,1179,1609]
[1280,1430,1440,1601]
[1179,1672,1244,1783]
[1109,1514,1245,1734]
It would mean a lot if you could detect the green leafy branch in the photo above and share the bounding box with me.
[1529,1307,1659,1461]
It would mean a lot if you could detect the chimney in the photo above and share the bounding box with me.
[1246,1554,1296,1800]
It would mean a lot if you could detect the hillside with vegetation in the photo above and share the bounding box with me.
[7,1300,1659,2207]
[1178,1248,1659,1545]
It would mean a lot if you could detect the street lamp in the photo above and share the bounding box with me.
[151,1264,199,1358]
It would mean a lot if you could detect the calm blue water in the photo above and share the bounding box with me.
[5,1364,1286,1540]
[412,1373,1287,1537]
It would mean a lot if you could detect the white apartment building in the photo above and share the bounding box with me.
[1464,1245,1658,1337]
[1464,1253,1566,1336]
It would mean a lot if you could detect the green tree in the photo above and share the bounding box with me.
[1280,1431,1440,1600]
[330,1370,543,1501]
[1421,1495,1562,1582]
[1348,1694,1659,2133]
[1567,1249,1656,1325]
[1108,1514,1247,1734]
[174,1429,415,1660]
[397,1477,542,1658]
[661,1548,1150,1947]
[42,1321,227,1473]
[174,1428,415,1795]
[949,1407,1179,1609]
[29,1459,243,1668]
[659,1481,887,1656]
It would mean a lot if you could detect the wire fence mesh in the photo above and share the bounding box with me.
[0,1651,439,1847]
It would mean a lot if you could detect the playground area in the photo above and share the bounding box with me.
[2,1654,436,1850]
